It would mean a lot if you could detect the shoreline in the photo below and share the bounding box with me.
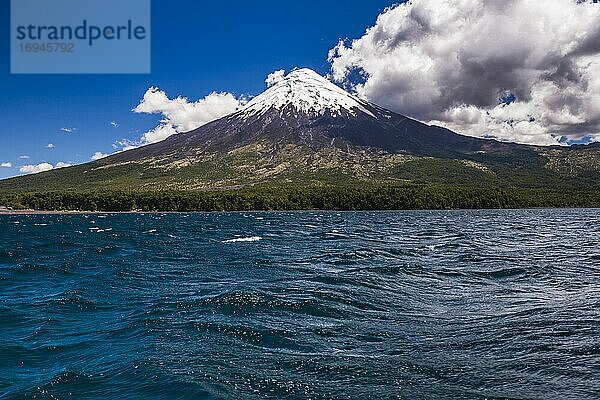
[0,209,100,215]
[1,207,598,215]
[0,209,171,215]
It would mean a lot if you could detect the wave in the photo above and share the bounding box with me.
[3,210,600,400]
[222,236,262,243]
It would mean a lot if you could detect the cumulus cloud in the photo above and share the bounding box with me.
[46,143,55,148]
[329,0,600,145]
[110,121,118,128]
[19,155,29,159]
[140,123,179,145]
[113,139,139,152]
[130,88,242,147]
[60,127,76,133]
[20,162,54,174]
[266,69,286,87]
[91,151,109,161]
[20,162,71,174]
[1,162,12,168]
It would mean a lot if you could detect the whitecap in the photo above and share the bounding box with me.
[222,236,262,243]
[144,229,157,234]
[325,232,346,237]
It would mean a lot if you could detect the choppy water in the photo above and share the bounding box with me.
[1,210,599,399]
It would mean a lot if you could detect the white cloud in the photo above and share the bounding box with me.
[91,151,108,161]
[60,127,76,133]
[112,139,139,152]
[140,124,178,145]
[20,162,54,174]
[110,121,118,128]
[329,0,600,145]
[266,69,286,87]
[129,87,242,148]
[19,162,72,174]
[19,155,30,159]
[46,143,55,148]
[1,162,12,168]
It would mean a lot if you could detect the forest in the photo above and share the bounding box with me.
[1,185,600,212]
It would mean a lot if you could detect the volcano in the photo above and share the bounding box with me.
[110,68,515,163]
[2,68,600,193]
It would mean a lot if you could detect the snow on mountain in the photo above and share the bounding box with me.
[240,68,376,119]
[97,66,513,166]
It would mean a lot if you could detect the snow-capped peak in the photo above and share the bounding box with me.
[240,68,376,119]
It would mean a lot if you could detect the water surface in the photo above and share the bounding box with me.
[1,210,599,399]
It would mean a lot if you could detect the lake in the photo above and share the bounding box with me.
[1,210,599,399]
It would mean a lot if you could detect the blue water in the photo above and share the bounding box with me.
[1,210,599,399]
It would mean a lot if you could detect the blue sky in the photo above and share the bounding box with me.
[3,0,599,178]
[0,0,396,179]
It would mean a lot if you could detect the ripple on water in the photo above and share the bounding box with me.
[1,210,599,399]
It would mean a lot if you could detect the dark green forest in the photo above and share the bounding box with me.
[2,185,600,212]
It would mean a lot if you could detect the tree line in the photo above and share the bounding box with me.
[1,185,600,212]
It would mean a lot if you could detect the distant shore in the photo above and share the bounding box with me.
[0,207,141,215]
[2,207,600,215]
[0,208,96,215]
[0,208,180,215]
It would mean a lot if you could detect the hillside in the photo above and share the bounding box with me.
[1,69,600,196]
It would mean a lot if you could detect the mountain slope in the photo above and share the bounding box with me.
[2,68,600,193]
[109,68,520,162]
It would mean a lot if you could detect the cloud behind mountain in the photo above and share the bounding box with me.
[329,0,600,145]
